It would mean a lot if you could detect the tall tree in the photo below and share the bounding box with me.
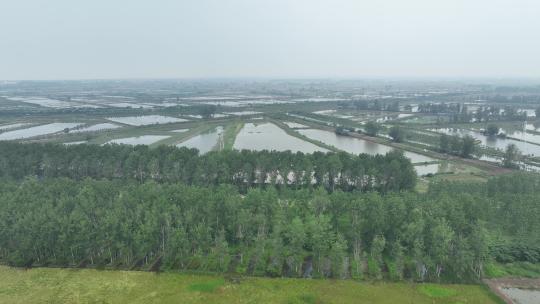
[388,125,406,143]
[364,121,381,137]
[485,124,499,137]
[461,135,476,158]
[502,144,521,169]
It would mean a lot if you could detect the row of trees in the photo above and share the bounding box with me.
[418,103,464,115]
[1,174,538,281]
[475,94,540,104]
[419,103,529,123]
[438,133,523,169]
[439,134,477,158]
[337,100,401,112]
[0,142,417,192]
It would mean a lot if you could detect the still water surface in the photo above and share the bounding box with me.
[297,129,434,163]
[0,123,83,140]
[234,123,329,153]
[177,127,224,154]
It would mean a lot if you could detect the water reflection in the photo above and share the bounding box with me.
[431,128,540,156]
[297,129,435,163]
[500,287,540,304]
[0,123,83,140]
[234,123,328,153]
[177,127,224,154]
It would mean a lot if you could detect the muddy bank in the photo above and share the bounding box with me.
[484,278,540,304]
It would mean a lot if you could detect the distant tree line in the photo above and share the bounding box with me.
[418,103,529,123]
[337,100,401,112]
[0,142,416,192]
[476,94,540,104]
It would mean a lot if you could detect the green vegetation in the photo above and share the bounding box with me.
[222,120,244,150]
[364,121,382,136]
[484,262,540,278]
[485,124,500,137]
[188,278,225,292]
[3,81,540,303]
[388,125,406,142]
[0,170,539,282]
[502,143,521,169]
[0,266,501,304]
[439,134,477,158]
[0,142,417,192]
[197,104,217,118]
[159,124,218,147]
[418,284,458,298]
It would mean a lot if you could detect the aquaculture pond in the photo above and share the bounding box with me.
[0,123,83,140]
[503,128,540,145]
[72,123,122,133]
[234,123,329,153]
[431,128,540,157]
[0,122,31,131]
[177,127,224,154]
[297,129,434,163]
[105,135,170,145]
[283,122,309,129]
[6,97,101,109]
[107,115,188,126]
[525,122,540,132]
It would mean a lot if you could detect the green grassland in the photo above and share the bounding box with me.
[222,120,244,150]
[0,266,503,304]
[484,262,540,279]
[415,163,490,192]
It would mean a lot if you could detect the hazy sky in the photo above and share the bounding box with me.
[1,0,539,80]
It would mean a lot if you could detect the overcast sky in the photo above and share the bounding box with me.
[1,0,539,80]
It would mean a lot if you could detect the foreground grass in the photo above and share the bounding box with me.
[485,262,540,279]
[0,266,502,304]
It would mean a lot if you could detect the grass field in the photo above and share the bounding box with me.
[485,262,540,279]
[0,266,503,304]
[415,162,489,193]
[222,120,244,150]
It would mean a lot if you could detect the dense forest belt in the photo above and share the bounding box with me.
[0,174,539,282]
[0,142,416,192]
